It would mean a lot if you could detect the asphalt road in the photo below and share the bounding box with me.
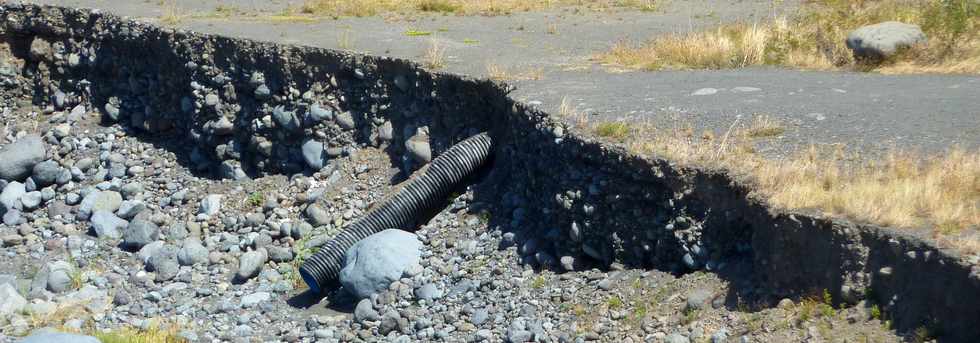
[21,0,980,155]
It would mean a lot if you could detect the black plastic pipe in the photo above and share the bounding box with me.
[300,132,493,293]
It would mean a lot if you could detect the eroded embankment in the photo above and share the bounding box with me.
[1,3,978,341]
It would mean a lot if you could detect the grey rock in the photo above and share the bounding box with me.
[104,103,121,121]
[3,210,23,225]
[405,136,431,163]
[254,84,270,99]
[204,93,220,107]
[198,194,222,216]
[31,160,60,187]
[267,246,294,263]
[18,332,100,343]
[240,292,270,308]
[0,135,45,181]
[236,249,268,281]
[415,283,443,301]
[304,204,330,226]
[178,238,209,266]
[1,181,26,212]
[78,191,122,220]
[354,298,380,323]
[665,333,691,343]
[147,244,179,281]
[309,104,333,122]
[46,261,73,293]
[19,191,42,210]
[711,329,729,343]
[122,218,159,250]
[116,200,145,219]
[210,116,234,135]
[0,282,27,317]
[686,289,714,311]
[379,310,401,335]
[301,139,327,170]
[339,229,422,299]
[847,21,926,60]
[507,330,533,343]
[138,241,165,264]
[471,308,490,325]
[273,106,301,131]
[90,210,127,240]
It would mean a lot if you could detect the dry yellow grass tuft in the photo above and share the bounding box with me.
[599,0,980,74]
[575,118,980,254]
[158,1,186,26]
[423,39,447,69]
[486,62,544,81]
[91,320,185,343]
[744,114,786,138]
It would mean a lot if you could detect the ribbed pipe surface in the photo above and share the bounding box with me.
[300,132,494,293]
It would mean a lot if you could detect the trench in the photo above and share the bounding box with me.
[1,3,979,342]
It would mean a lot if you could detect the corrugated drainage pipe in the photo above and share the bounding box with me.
[299,132,494,293]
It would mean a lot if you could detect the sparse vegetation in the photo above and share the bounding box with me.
[531,275,546,289]
[404,29,433,36]
[605,118,980,253]
[599,0,980,74]
[159,1,185,26]
[607,296,623,309]
[595,122,631,140]
[870,304,882,320]
[744,114,785,138]
[486,62,544,81]
[294,0,662,18]
[423,39,448,69]
[246,191,264,207]
[91,320,185,343]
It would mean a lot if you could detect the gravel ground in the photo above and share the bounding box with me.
[0,55,903,342]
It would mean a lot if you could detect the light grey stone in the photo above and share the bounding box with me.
[90,210,127,240]
[301,139,327,170]
[122,218,159,250]
[0,135,45,181]
[339,229,422,299]
[1,181,25,212]
[18,332,100,343]
[31,160,60,187]
[847,21,926,60]
[198,194,222,216]
[236,249,267,281]
[0,282,27,318]
[46,260,73,293]
[178,238,209,266]
[78,191,122,220]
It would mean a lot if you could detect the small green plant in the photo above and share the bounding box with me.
[870,304,882,320]
[595,122,631,140]
[66,254,84,291]
[607,296,623,309]
[463,38,479,44]
[682,308,699,325]
[247,192,264,207]
[531,275,546,289]
[405,29,433,37]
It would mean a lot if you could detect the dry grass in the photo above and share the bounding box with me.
[92,320,185,343]
[158,1,186,26]
[486,62,544,81]
[422,39,447,69]
[744,114,786,138]
[598,0,980,74]
[569,118,980,254]
[294,0,661,18]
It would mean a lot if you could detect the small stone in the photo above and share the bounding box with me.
[273,106,301,132]
[267,246,294,263]
[405,136,431,163]
[240,292,271,308]
[304,204,330,226]
[178,238,209,266]
[691,88,718,96]
[1,181,26,212]
[122,218,159,250]
[415,283,443,301]
[46,261,73,293]
[31,160,61,187]
[301,139,327,170]
[354,298,380,323]
[78,191,123,220]
[309,104,333,122]
[686,289,714,311]
[335,111,356,129]
[90,210,127,240]
[20,191,42,210]
[198,194,222,216]
[147,244,180,281]
[116,200,145,219]
[236,249,268,282]
[471,308,490,325]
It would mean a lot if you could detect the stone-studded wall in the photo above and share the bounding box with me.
[2,3,978,341]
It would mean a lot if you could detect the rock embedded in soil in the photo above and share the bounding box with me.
[78,190,123,220]
[846,21,926,60]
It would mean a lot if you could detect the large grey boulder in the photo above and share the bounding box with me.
[339,229,422,299]
[31,160,60,187]
[0,282,27,318]
[846,21,926,60]
[18,331,100,343]
[0,135,45,181]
